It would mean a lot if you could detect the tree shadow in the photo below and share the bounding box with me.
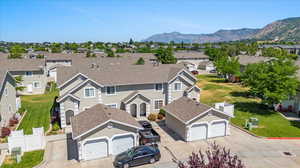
[290,120,300,129]
[230,91,250,98]
[234,101,276,116]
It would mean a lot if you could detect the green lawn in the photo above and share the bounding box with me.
[197,74,300,137]
[1,150,44,168]
[17,86,58,134]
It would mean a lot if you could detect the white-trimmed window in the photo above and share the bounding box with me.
[33,81,40,88]
[174,82,182,91]
[154,100,163,110]
[25,71,33,76]
[4,88,8,96]
[155,83,163,91]
[106,86,116,95]
[106,104,117,109]
[84,87,95,98]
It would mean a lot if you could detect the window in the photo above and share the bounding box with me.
[25,71,33,76]
[106,104,117,108]
[154,100,163,110]
[33,81,40,88]
[84,87,95,97]
[106,86,116,95]
[155,84,163,91]
[174,83,182,91]
[8,105,12,112]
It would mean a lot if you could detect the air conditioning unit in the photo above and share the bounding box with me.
[215,102,234,117]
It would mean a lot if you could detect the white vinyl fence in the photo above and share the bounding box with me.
[8,127,45,154]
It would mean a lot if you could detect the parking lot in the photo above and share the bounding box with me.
[40,125,300,168]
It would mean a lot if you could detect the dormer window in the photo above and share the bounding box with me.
[155,84,163,91]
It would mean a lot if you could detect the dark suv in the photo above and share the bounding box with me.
[113,145,161,168]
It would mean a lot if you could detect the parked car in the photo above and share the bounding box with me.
[209,69,217,73]
[113,145,161,168]
[139,129,160,145]
[191,70,199,75]
[138,120,160,145]
[138,120,152,130]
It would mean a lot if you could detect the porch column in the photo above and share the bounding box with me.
[60,102,66,128]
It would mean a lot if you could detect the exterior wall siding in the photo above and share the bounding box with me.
[10,70,47,95]
[165,113,187,140]
[0,74,17,127]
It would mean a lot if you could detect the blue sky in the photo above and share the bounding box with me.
[1,0,299,42]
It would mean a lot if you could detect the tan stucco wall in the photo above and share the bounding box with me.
[0,74,17,127]
[60,75,86,96]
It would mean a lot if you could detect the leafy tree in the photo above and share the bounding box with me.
[105,48,115,57]
[178,142,245,168]
[86,50,96,57]
[14,76,26,91]
[242,58,299,105]
[135,57,145,65]
[129,38,134,45]
[215,56,240,80]
[9,45,25,59]
[155,47,177,64]
[36,54,44,59]
[246,42,258,55]
[50,43,62,53]
[262,47,297,60]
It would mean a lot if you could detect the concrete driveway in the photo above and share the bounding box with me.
[40,125,300,168]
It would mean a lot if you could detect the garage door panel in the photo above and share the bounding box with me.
[210,121,226,138]
[112,134,134,155]
[190,123,208,141]
[84,138,108,160]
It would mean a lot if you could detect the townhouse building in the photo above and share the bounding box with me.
[56,63,200,128]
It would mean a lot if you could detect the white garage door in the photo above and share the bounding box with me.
[189,123,208,141]
[49,70,57,82]
[210,121,226,138]
[112,134,134,155]
[84,138,108,160]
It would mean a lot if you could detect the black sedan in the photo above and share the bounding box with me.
[113,145,161,168]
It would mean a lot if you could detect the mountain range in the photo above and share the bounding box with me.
[143,17,300,43]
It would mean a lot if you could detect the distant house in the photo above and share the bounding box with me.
[198,61,215,72]
[45,53,73,82]
[0,70,18,127]
[237,55,272,71]
[260,44,300,55]
[0,58,47,95]
[175,52,210,71]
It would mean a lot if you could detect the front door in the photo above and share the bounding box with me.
[130,104,137,117]
[65,110,74,125]
[140,103,146,117]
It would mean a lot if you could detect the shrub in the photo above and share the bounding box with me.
[52,122,60,131]
[147,113,157,121]
[157,114,164,120]
[17,107,26,115]
[1,127,11,138]
[159,109,166,116]
[178,142,245,168]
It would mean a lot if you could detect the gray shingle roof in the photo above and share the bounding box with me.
[71,104,142,139]
[238,55,271,65]
[162,97,211,123]
[57,63,186,86]
[174,52,209,59]
[0,57,45,71]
